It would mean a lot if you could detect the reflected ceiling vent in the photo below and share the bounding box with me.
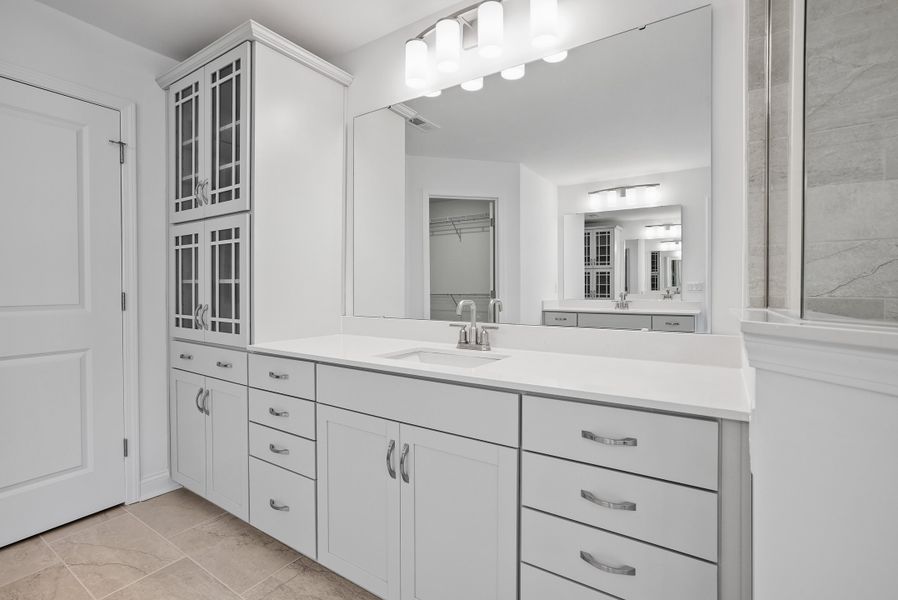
[390,103,441,132]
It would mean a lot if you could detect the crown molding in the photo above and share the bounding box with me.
[156,20,353,89]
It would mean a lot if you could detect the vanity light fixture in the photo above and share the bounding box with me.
[659,240,681,252]
[501,64,526,80]
[405,38,428,89]
[531,0,560,49]
[461,77,484,91]
[644,224,682,240]
[425,90,443,98]
[589,183,661,205]
[543,50,568,63]
[436,18,462,73]
[478,1,504,58]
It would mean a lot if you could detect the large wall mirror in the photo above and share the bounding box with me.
[353,7,712,332]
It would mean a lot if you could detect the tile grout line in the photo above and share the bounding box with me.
[93,558,183,600]
[39,509,131,546]
[239,556,303,598]
[183,555,247,599]
[123,504,228,541]
[40,536,98,600]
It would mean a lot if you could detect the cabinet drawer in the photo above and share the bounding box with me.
[249,388,315,439]
[170,340,247,384]
[651,315,696,333]
[522,452,717,561]
[523,396,718,490]
[521,508,717,600]
[521,564,616,600]
[249,457,316,558]
[249,353,315,399]
[578,313,652,330]
[249,423,316,478]
[543,311,578,327]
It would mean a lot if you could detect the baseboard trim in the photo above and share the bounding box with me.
[138,471,180,502]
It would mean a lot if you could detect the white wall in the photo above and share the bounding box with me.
[353,109,407,317]
[405,155,521,322]
[0,0,177,498]
[519,165,558,325]
[338,0,745,333]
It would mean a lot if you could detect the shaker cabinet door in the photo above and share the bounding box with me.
[169,368,207,496]
[204,377,249,520]
[317,405,401,600]
[399,425,518,600]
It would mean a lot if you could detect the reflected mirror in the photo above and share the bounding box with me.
[352,7,711,332]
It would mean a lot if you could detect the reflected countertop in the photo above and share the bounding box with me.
[249,334,750,421]
[542,300,703,316]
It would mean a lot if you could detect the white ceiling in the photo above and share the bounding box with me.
[34,0,464,61]
[403,8,711,187]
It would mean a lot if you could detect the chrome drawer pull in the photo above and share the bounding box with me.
[194,388,204,414]
[582,430,638,447]
[581,490,637,511]
[269,444,290,455]
[179,353,193,360]
[579,551,636,576]
[399,443,410,483]
[269,371,289,380]
[216,361,232,368]
[665,321,680,326]
[386,439,397,479]
[269,499,290,512]
[268,407,290,418]
[202,389,210,415]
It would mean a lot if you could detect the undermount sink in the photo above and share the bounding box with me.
[381,348,507,369]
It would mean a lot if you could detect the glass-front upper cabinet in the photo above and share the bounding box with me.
[168,42,250,223]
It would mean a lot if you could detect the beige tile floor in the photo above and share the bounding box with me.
[0,489,379,600]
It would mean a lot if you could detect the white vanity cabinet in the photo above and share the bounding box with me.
[316,366,520,600]
[169,364,249,520]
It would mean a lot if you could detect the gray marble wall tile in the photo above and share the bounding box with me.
[805,119,898,187]
[805,181,898,242]
[805,239,898,298]
[805,297,886,321]
[885,299,898,322]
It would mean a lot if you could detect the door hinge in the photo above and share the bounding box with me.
[108,139,126,164]
[121,292,126,311]
[123,438,129,457]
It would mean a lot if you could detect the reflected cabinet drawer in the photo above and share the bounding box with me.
[249,423,316,478]
[651,315,696,333]
[521,508,717,600]
[249,388,316,440]
[543,311,578,327]
[170,340,247,384]
[249,457,316,557]
[578,313,652,330]
[523,395,719,490]
[522,452,718,561]
[248,353,315,399]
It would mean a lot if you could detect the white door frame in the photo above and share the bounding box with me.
[0,60,142,504]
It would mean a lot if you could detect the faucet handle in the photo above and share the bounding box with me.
[478,327,491,350]
[457,326,468,345]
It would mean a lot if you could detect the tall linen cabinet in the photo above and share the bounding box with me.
[158,22,350,524]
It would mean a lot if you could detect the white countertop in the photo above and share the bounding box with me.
[541,300,702,316]
[249,334,750,421]
[547,306,703,316]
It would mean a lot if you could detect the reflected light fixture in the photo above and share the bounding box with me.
[531,0,559,49]
[425,90,442,98]
[461,77,484,91]
[659,240,681,252]
[478,1,504,58]
[436,18,462,73]
[588,184,661,209]
[404,38,428,89]
[501,64,526,80]
[543,50,568,63]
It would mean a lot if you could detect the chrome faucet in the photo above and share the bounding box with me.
[455,299,491,351]
[614,291,630,310]
[662,288,675,300]
[488,298,504,323]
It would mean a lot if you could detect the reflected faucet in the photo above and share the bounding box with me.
[455,299,491,351]
[662,288,675,300]
[614,291,630,310]
[488,298,504,323]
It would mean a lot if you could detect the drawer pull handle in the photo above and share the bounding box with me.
[269,499,290,512]
[386,439,397,479]
[268,407,290,418]
[581,490,637,511]
[194,388,204,414]
[579,551,636,576]
[269,371,289,380]
[399,443,410,483]
[216,361,232,369]
[179,353,193,360]
[665,321,680,327]
[269,444,290,455]
[582,430,638,447]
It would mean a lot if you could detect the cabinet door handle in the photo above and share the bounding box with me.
[582,430,638,447]
[194,388,204,414]
[269,371,289,380]
[579,551,636,576]
[269,443,290,455]
[216,361,232,369]
[269,499,290,512]
[399,443,410,483]
[386,440,397,479]
[202,389,210,415]
[580,490,637,511]
[200,304,210,330]
[179,353,193,360]
[268,407,289,418]
[193,304,201,329]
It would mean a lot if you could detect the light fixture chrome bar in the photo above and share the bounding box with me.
[590,183,661,196]
[412,0,506,41]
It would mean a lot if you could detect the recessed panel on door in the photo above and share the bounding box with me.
[169,71,205,222]
[204,213,249,347]
[170,221,205,342]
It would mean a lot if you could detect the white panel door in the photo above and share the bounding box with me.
[317,405,400,600]
[399,425,518,600]
[0,77,124,547]
[205,377,248,520]
[169,368,206,496]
